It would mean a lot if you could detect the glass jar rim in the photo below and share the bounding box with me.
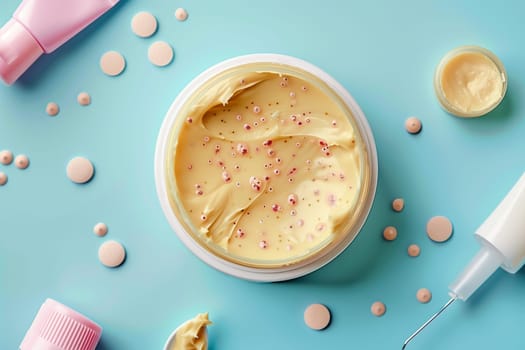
[433,45,507,118]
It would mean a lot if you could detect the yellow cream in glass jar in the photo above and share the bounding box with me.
[434,46,507,117]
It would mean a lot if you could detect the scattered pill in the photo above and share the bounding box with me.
[0,150,13,165]
[304,304,331,330]
[426,216,453,242]
[416,288,432,303]
[383,226,398,241]
[98,240,126,268]
[93,223,108,237]
[77,92,91,106]
[0,172,7,186]
[392,198,404,212]
[148,41,174,67]
[46,102,59,116]
[371,301,386,317]
[175,7,188,21]
[405,117,422,134]
[67,157,94,184]
[408,244,421,257]
[100,51,126,76]
[131,11,158,38]
[14,155,29,169]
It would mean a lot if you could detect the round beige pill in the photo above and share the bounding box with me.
[0,150,13,165]
[100,51,126,76]
[416,288,432,303]
[67,157,94,184]
[93,223,108,237]
[304,303,331,330]
[0,172,7,186]
[405,117,422,134]
[46,102,59,116]
[77,92,91,106]
[15,155,29,169]
[175,8,188,21]
[426,216,453,242]
[131,11,158,38]
[148,41,174,67]
[408,244,421,257]
[383,226,397,241]
[98,240,126,268]
[392,198,404,212]
[371,301,386,317]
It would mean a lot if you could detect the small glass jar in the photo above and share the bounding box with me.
[434,46,507,118]
[154,54,378,282]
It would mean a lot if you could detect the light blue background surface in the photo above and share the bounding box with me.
[1,0,525,349]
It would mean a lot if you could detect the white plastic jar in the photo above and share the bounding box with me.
[155,54,378,281]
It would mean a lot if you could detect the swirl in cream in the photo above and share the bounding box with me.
[172,70,364,264]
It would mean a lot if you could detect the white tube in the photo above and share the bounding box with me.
[475,172,525,273]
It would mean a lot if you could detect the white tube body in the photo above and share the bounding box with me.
[475,172,525,273]
[449,172,525,301]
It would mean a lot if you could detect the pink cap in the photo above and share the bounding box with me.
[0,18,43,85]
[20,299,102,350]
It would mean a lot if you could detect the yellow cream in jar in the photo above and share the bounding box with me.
[169,313,211,350]
[169,65,367,267]
[434,46,507,117]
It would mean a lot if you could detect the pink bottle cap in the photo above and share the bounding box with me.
[0,18,43,85]
[20,298,102,350]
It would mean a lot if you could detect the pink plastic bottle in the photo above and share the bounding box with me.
[0,0,119,85]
